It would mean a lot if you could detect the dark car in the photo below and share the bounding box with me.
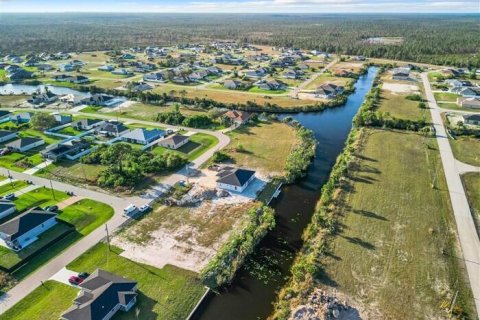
[78,272,90,279]
[4,193,15,201]
[68,275,84,285]
[45,205,59,212]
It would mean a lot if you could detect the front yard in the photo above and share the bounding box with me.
[450,137,480,167]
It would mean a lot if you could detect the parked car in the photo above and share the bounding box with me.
[45,205,59,212]
[123,204,138,215]
[0,149,11,156]
[4,193,15,201]
[68,275,84,285]
[139,204,151,213]
[78,272,90,279]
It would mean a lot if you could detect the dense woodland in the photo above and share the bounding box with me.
[0,13,479,67]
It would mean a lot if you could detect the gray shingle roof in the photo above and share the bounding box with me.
[61,269,137,320]
[217,168,255,187]
[0,207,56,241]
[6,137,43,149]
[121,128,164,142]
[161,134,189,145]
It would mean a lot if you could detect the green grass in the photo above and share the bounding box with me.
[0,152,44,172]
[438,102,480,112]
[377,89,430,122]
[304,74,354,90]
[0,180,28,196]
[13,187,69,212]
[66,243,206,320]
[0,223,73,270]
[248,87,287,94]
[462,172,480,224]
[36,161,105,185]
[18,128,63,145]
[80,105,104,113]
[57,126,82,136]
[151,133,218,161]
[320,129,476,319]
[434,92,460,103]
[450,137,480,166]
[57,199,114,235]
[225,121,298,175]
[0,281,78,320]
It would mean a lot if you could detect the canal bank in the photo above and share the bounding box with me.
[191,66,378,320]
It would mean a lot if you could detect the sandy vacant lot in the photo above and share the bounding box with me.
[382,82,419,94]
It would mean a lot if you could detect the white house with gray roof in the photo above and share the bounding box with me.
[6,137,45,152]
[121,128,165,145]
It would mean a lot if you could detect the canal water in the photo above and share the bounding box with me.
[192,67,378,320]
[0,84,90,97]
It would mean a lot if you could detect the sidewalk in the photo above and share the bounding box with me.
[23,160,53,175]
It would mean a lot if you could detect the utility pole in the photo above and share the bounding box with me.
[7,169,14,189]
[49,179,56,200]
[105,224,111,251]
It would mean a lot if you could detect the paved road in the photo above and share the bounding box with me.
[0,112,231,314]
[422,73,480,315]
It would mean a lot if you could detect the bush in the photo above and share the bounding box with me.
[405,94,423,101]
[284,126,317,183]
[211,151,231,163]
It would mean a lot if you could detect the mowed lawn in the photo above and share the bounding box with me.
[450,137,480,166]
[321,129,475,319]
[377,88,430,121]
[462,172,480,222]
[225,121,298,175]
[36,161,106,185]
[57,198,114,235]
[67,243,206,320]
[304,74,354,90]
[0,281,78,320]
[434,91,460,103]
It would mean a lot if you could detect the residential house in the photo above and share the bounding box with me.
[81,94,117,107]
[446,79,472,88]
[95,121,129,137]
[98,65,115,72]
[392,67,411,81]
[216,168,256,193]
[255,79,287,91]
[441,68,462,78]
[60,94,82,105]
[0,207,57,251]
[224,110,252,125]
[0,111,12,121]
[121,128,165,145]
[143,72,167,83]
[457,97,480,109]
[53,74,73,82]
[158,134,189,150]
[36,64,54,71]
[244,67,268,79]
[224,79,251,90]
[72,119,106,131]
[282,70,303,79]
[27,91,58,105]
[112,69,133,76]
[131,82,153,92]
[61,269,138,320]
[334,69,354,77]
[69,75,90,84]
[121,53,136,60]
[7,69,33,81]
[0,200,16,220]
[11,112,34,123]
[462,114,480,126]
[352,55,366,61]
[41,140,91,162]
[53,114,73,125]
[6,137,45,152]
[0,130,17,143]
[456,87,480,97]
[315,83,344,99]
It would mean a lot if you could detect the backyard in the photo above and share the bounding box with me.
[377,88,429,121]
[224,120,299,175]
[319,129,475,319]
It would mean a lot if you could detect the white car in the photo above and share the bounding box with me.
[139,205,151,213]
[123,204,138,215]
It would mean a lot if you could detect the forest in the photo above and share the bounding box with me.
[0,13,479,67]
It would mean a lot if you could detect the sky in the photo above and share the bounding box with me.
[0,0,478,13]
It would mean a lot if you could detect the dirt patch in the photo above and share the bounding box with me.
[382,82,419,95]
[113,194,259,272]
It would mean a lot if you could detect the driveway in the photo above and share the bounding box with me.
[421,72,480,315]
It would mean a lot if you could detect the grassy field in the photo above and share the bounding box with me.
[304,74,354,90]
[462,172,480,225]
[0,152,44,172]
[13,187,69,212]
[320,129,475,319]
[437,102,480,112]
[65,243,206,320]
[450,137,480,167]
[57,198,114,235]
[150,84,318,109]
[0,180,28,196]
[434,92,460,103]
[36,161,106,185]
[0,280,78,320]
[0,95,28,107]
[377,88,430,121]
[225,121,298,175]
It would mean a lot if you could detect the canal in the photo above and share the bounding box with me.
[192,66,378,320]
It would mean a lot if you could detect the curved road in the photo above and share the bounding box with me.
[0,111,231,314]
